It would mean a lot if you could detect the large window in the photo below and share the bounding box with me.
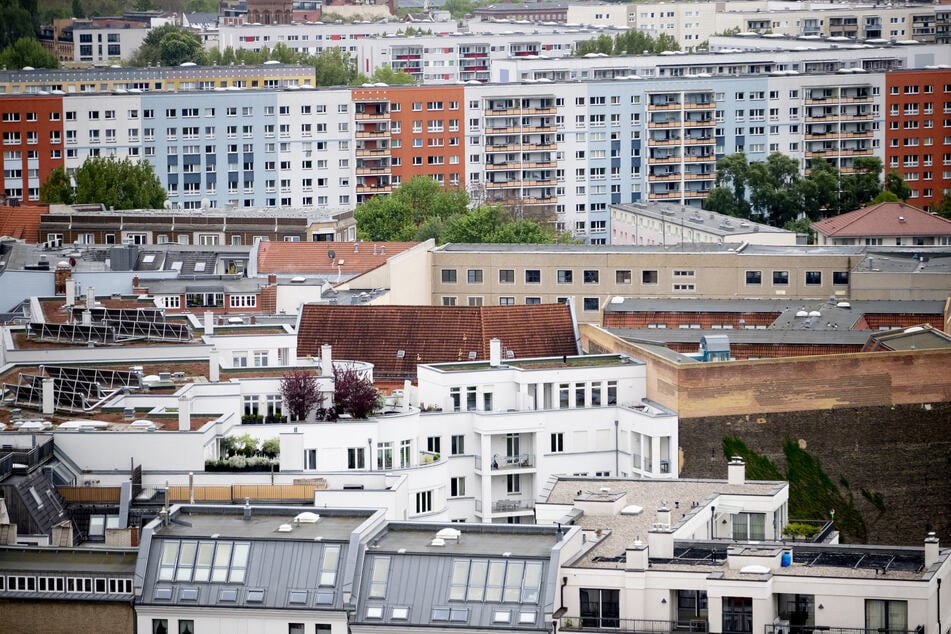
[866,600,907,634]
[525,269,541,283]
[348,447,366,469]
[441,269,457,283]
[558,269,573,283]
[580,588,620,628]
[448,559,542,603]
[678,590,708,624]
[733,513,766,540]
[158,539,250,583]
[451,434,465,455]
[723,597,753,634]
[499,269,514,283]
[416,490,433,514]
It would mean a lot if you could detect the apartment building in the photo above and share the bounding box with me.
[885,69,951,211]
[0,96,64,206]
[68,21,150,65]
[0,64,315,96]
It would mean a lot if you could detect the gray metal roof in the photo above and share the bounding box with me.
[0,546,138,574]
[612,202,791,236]
[436,243,870,256]
[612,328,873,346]
[604,297,945,317]
[855,250,951,274]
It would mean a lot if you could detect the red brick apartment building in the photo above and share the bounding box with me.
[351,85,465,204]
[0,96,64,205]
[885,69,951,211]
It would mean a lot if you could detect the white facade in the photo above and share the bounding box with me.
[70,25,149,64]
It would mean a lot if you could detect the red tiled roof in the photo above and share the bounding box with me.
[0,205,46,244]
[297,304,579,380]
[810,202,951,238]
[256,241,419,275]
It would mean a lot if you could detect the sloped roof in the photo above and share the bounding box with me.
[0,205,45,243]
[297,303,579,380]
[256,241,418,275]
[811,202,951,238]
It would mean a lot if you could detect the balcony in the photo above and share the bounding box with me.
[765,627,921,634]
[560,617,708,633]
[648,102,682,111]
[355,111,389,120]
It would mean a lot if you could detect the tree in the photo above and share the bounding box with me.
[442,0,474,19]
[839,156,883,213]
[884,171,911,201]
[799,159,840,219]
[934,194,951,220]
[0,0,36,49]
[703,152,751,218]
[71,0,85,18]
[870,190,900,205]
[333,366,381,419]
[129,24,205,67]
[313,47,360,86]
[280,370,322,421]
[39,166,73,204]
[369,65,415,85]
[0,36,59,69]
[73,156,166,209]
[747,152,801,225]
[354,176,468,241]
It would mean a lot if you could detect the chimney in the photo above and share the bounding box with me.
[132,276,140,289]
[321,344,333,377]
[268,273,277,284]
[82,309,92,326]
[925,532,940,568]
[208,349,220,382]
[625,540,649,571]
[86,286,96,308]
[178,393,192,431]
[243,498,252,520]
[656,506,671,528]
[489,338,502,367]
[728,456,746,485]
[42,377,55,415]
[65,279,76,305]
[204,311,214,336]
[51,520,73,547]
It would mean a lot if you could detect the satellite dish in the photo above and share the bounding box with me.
[328,249,336,260]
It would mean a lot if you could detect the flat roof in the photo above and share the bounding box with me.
[371,522,561,558]
[0,546,138,574]
[153,506,375,541]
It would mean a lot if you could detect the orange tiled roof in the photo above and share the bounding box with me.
[256,241,419,275]
[0,205,46,244]
[811,202,951,238]
[297,303,579,380]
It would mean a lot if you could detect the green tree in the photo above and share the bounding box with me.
[870,190,900,204]
[370,64,415,85]
[129,24,205,67]
[799,159,840,219]
[39,166,73,204]
[0,1,35,48]
[884,170,911,201]
[71,0,85,18]
[747,152,801,225]
[355,176,468,241]
[839,156,883,212]
[442,0,473,19]
[0,36,59,69]
[934,194,951,219]
[703,152,752,218]
[73,156,166,209]
[314,47,360,86]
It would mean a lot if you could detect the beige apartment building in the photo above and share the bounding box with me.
[428,243,951,324]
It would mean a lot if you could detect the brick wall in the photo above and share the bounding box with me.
[0,600,133,634]
[678,403,951,546]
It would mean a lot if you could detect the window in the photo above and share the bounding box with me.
[506,473,520,494]
[745,270,762,285]
[178,621,194,634]
[377,442,393,470]
[583,270,599,284]
[733,512,766,540]
[557,269,573,284]
[805,271,822,285]
[500,297,515,306]
[580,588,620,629]
[773,271,789,285]
[451,434,465,455]
[525,269,541,283]
[615,270,632,284]
[441,269,457,283]
[415,490,433,514]
[583,298,600,311]
[450,476,466,497]
[153,620,168,634]
[348,447,366,469]
[866,600,907,634]
[499,269,514,283]
[467,269,483,284]
[642,270,658,285]
[550,432,564,452]
[723,597,753,634]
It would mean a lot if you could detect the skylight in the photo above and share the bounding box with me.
[180,587,199,601]
[450,608,469,622]
[194,262,206,272]
[315,591,334,605]
[218,589,238,602]
[154,587,172,600]
[391,607,409,620]
[493,610,511,623]
[246,589,265,602]
[288,591,308,605]
[519,611,537,624]
[366,606,384,619]
[432,608,451,621]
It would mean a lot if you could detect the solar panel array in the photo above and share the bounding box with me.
[2,366,143,414]
[28,314,191,345]
[71,307,165,324]
[105,319,191,343]
[28,322,117,345]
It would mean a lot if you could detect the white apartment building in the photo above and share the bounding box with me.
[69,24,150,65]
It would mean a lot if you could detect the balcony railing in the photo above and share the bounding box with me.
[764,626,922,634]
[491,453,533,469]
[560,617,708,633]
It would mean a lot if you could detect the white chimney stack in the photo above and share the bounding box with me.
[65,279,76,305]
[728,456,746,486]
[321,344,333,377]
[204,311,214,336]
[86,286,96,309]
[208,349,220,382]
[925,532,940,568]
[489,338,502,367]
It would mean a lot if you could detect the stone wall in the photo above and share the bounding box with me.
[678,403,951,546]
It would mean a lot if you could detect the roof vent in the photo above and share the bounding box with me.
[795,310,809,318]
[898,216,905,222]
[436,527,462,540]
[294,512,320,523]
[430,538,446,547]
[277,523,294,533]
[808,310,821,317]
[621,505,644,516]
[836,301,851,309]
